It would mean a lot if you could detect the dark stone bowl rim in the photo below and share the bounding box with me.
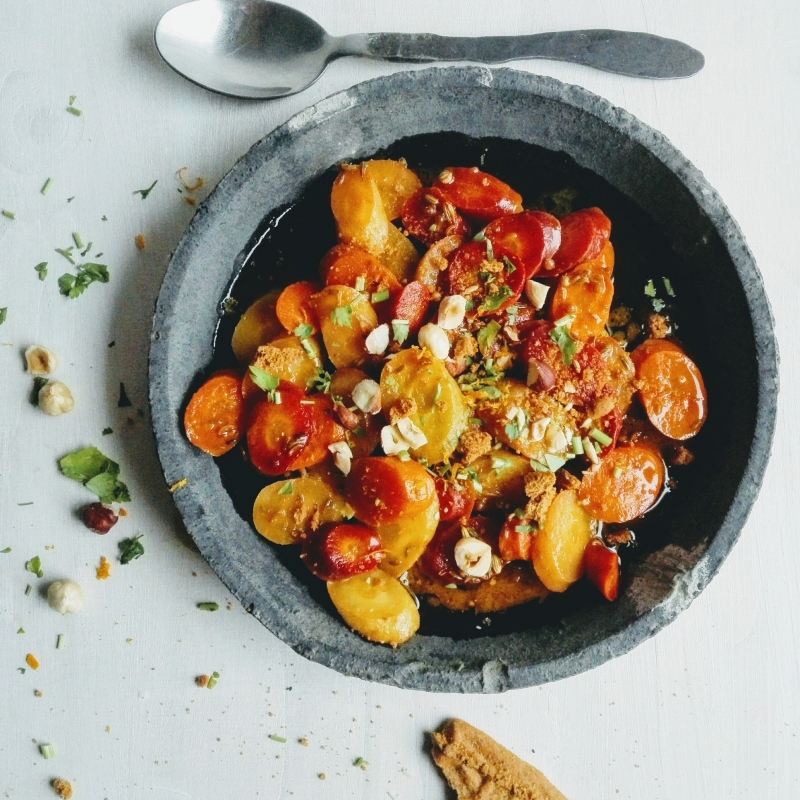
[149,66,778,693]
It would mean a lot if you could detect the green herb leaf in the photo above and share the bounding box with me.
[371,289,390,304]
[102,427,113,435]
[662,277,676,297]
[476,319,501,356]
[59,445,131,503]
[504,421,520,441]
[17,667,26,674]
[72,232,84,249]
[478,285,512,313]
[133,180,158,200]
[550,321,577,366]
[58,262,109,298]
[505,304,518,325]
[67,105,82,116]
[353,757,369,769]
[482,385,502,400]
[293,323,313,339]
[589,428,613,447]
[2,209,16,220]
[118,535,144,565]
[56,634,65,649]
[515,524,537,534]
[25,556,43,578]
[17,627,24,634]
[485,238,494,262]
[41,177,53,195]
[197,602,219,611]
[0,308,6,326]
[269,734,287,743]
[330,305,353,327]
[651,298,666,313]
[473,230,486,242]
[55,247,75,264]
[39,743,55,759]
[0,547,10,553]
[308,367,331,394]
[249,365,279,392]
[502,256,516,274]
[644,279,656,297]
[34,262,48,280]
[278,481,293,495]
[24,584,32,595]
[392,319,409,345]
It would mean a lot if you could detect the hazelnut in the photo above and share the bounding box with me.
[38,381,75,416]
[83,502,118,534]
[47,580,84,614]
[25,345,59,375]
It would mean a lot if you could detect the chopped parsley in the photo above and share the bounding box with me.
[476,319,501,356]
[59,445,131,503]
[72,232,84,249]
[504,421,521,441]
[67,105,82,116]
[371,289,390,304]
[662,277,676,297]
[353,757,369,770]
[118,535,144,565]
[25,556,43,578]
[197,602,219,611]
[392,319,409,345]
[544,453,567,472]
[652,298,666,312]
[41,178,53,195]
[133,180,158,200]
[58,263,109,298]
[473,230,486,242]
[248,365,279,392]
[293,323,313,339]
[485,238,494,261]
[308,367,331,393]
[34,262,48,280]
[0,547,10,554]
[515,524,537,534]
[0,308,6,326]
[269,734,287,743]
[644,279,656,297]
[330,305,353,327]
[2,210,16,220]
[478,285,513,313]
[278,481,293,495]
[550,315,577,366]
[206,671,220,689]
[502,256,516,274]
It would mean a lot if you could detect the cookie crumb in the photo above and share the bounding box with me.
[52,778,73,799]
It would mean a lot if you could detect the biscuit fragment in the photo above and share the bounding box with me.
[432,718,568,800]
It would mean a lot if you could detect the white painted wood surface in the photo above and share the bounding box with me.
[1,1,797,797]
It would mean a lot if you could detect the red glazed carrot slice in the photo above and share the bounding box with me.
[584,539,620,600]
[433,167,523,223]
[578,444,665,523]
[275,281,320,333]
[484,210,549,278]
[391,280,431,334]
[544,207,611,276]
[184,369,246,457]
[400,186,470,244]
[635,345,708,440]
[447,240,525,315]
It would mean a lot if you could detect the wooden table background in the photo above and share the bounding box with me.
[1,1,797,798]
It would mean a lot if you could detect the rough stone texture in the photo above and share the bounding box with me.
[149,67,778,693]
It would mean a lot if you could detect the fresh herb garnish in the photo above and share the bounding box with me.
[589,428,613,447]
[392,319,410,345]
[652,298,666,312]
[206,670,220,689]
[25,556,43,578]
[353,757,369,769]
[41,178,53,195]
[269,734,287,743]
[67,105,82,116]
[515,524,537,534]
[433,383,442,403]
[39,743,56,759]
[34,262,48,280]
[644,279,656,297]
[330,305,353,327]
[72,232,84,249]
[371,289,390,304]
[504,421,520,441]
[0,308,7,326]
[133,180,158,200]
[662,277,676,297]
[56,634,65,649]
[55,247,75,264]
[550,315,577,366]
[308,367,332,393]
[544,453,567,472]
[2,210,16,220]
[58,263,109,298]
[197,602,219,611]
[502,256,516,274]
[118,535,144,565]
[478,285,513,313]
[485,238,494,261]
[102,427,113,435]
[293,323,313,339]
[0,547,10,554]
[59,445,131,503]
[476,319,501,356]
[473,230,486,242]
[278,481,293,496]
[249,365,279,392]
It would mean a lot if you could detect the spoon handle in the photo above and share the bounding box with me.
[341,29,704,79]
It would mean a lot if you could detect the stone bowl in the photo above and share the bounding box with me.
[149,67,778,692]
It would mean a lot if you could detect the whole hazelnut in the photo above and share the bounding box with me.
[83,502,118,534]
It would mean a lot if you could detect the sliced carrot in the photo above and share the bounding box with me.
[183,369,246,457]
[363,159,423,220]
[629,337,684,370]
[550,241,615,340]
[275,281,320,334]
[633,341,708,440]
[498,519,534,562]
[584,539,620,600]
[324,245,402,296]
[26,653,40,670]
[578,444,665,523]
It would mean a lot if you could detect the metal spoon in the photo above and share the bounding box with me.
[155,0,704,99]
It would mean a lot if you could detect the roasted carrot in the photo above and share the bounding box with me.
[275,280,320,334]
[183,369,246,457]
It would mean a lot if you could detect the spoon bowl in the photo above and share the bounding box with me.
[155,0,705,99]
